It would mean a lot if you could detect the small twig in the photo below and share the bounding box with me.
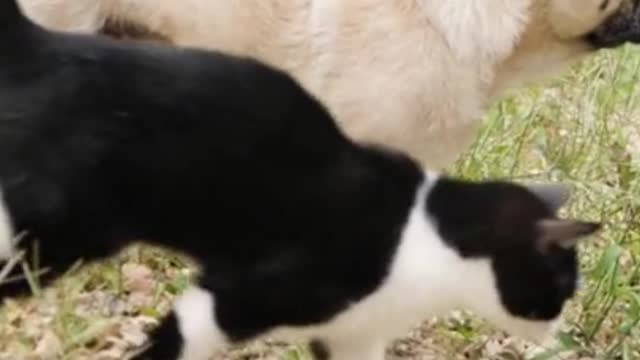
[62,259,84,278]
[21,260,42,296]
[0,231,31,286]
[0,249,26,284]
[11,230,29,248]
[0,267,50,286]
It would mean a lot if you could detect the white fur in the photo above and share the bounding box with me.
[0,190,15,260]
[174,287,228,360]
[16,0,628,169]
[18,0,105,32]
[549,0,623,38]
[172,175,559,360]
[417,0,529,63]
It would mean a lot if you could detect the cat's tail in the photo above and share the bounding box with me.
[0,190,15,261]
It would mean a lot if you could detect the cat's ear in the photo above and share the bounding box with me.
[536,219,600,251]
[526,183,572,212]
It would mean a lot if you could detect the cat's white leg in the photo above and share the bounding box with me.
[317,338,386,360]
[174,286,228,360]
[132,286,228,360]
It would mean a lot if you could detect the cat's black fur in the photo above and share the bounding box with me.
[0,1,599,359]
[427,181,584,321]
[0,0,420,324]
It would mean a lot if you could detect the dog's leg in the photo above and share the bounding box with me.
[96,0,196,42]
[19,0,182,38]
[134,286,228,360]
[18,0,107,32]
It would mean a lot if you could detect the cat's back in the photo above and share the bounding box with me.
[0,26,347,171]
[0,23,354,239]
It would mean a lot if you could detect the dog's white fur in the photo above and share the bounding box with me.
[17,0,625,168]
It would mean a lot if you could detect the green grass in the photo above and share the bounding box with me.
[2,45,640,359]
[449,44,640,359]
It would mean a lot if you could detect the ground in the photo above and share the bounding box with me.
[2,45,640,359]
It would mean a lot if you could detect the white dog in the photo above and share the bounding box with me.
[17,0,640,168]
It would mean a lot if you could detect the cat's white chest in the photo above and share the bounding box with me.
[269,182,466,345]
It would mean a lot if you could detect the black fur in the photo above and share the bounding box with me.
[137,312,183,360]
[427,180,589,321]
[0,0,21,26]
[0,2,599,359]
[0,0,422,339]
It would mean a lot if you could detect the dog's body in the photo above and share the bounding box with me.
[17,0,640,168]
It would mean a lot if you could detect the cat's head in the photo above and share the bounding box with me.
[425,177,599,342]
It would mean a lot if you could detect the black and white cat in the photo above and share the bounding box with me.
[0,1,599,359]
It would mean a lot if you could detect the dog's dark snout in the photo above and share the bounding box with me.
[589,0,640,48]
